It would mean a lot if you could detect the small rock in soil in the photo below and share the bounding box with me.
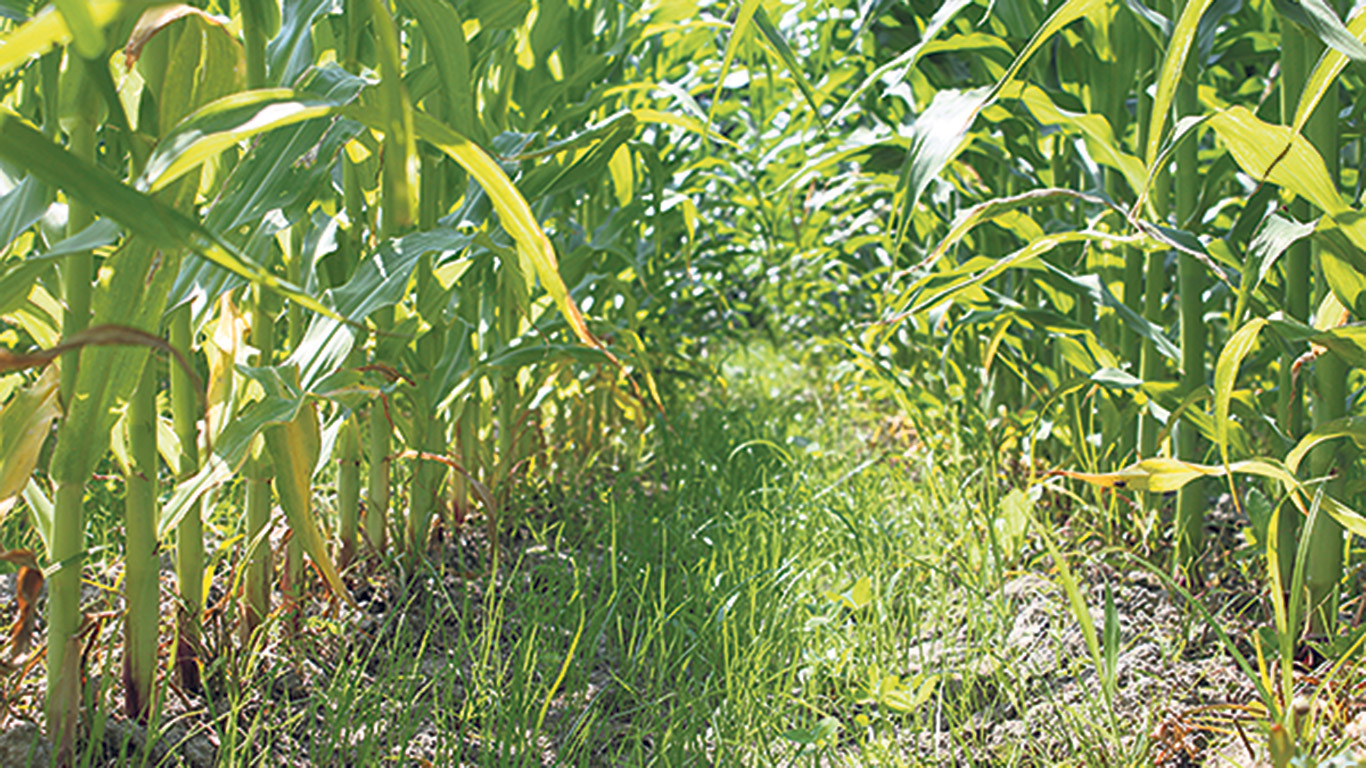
[0,722,50,767]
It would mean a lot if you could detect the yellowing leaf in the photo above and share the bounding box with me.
[1208,107,1345,215]
[0,367,59,515]
[263,400,353,607]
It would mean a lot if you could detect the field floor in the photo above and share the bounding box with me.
[0,347,1352,767]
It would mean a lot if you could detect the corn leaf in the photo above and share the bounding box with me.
[267,0,329,86]
[1208,106,1345,215]
[0,112,340,323]
[0,177,49,253]
[0,367,59,514]
[1273,0,1366,64]
[1213,318,1266,469]
[0,5,92,79]
[1292,5,1366,133]
[142,89,351,193]
[397,0,474,135]
[1306,325,1366,369]
[402,111,605,351]
[1285,417,1366,475]
[751,5,826,134]
[264,399,352,605]
[1145,0,1217,169]
[706,0,763,140]
[366,0,418,230]
[890,0,1105,251]
[1314,212,1366,316]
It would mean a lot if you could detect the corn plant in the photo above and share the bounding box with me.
[0,0,705,759]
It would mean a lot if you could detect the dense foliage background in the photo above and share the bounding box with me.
[2,0,1366,764]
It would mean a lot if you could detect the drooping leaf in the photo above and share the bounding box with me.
[1208,106,1345,215]
[998,83,1145,195]
[400,111,607,353]
[1231,213,1315,328]
[267,0,328,86]
[0,177,49,253]
[705,0,763,140]
[0,219,120,316]
[831,0,974,122]
[1273,0,1366,64]
[397,0,474,135]
[1145,0,1218,169]
[264,398,353,605]
[141,89,353,193]
[1314,212,1366,316]
[1285,417,1366,475]
[0,112,341,322]
[751,5,826,134]
[1213,318,1267,468]
[1292,4,1366,133]
[1307,325,1366,369]
[890,0,1106,251]
[0,367,59,516]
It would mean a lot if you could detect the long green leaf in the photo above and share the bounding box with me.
[705,0,763,141]
[1213,318,1266,468]
[1274,0,1366,64]
[397,0,474,135]
[1285,417,1366,474]
[264,400,352,605]
[141,89,351,193]
[1292,4,1366,133]
[890,0,1105,251]
[751,5,826,134]
[400,111,605,351]
[366,0,418,231]
[0,112,341,322]
[831,0,973,122]
[1144,0,1217,169]
[1208,106,1345,215]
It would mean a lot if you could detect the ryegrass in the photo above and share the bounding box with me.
[8,344,1206,765]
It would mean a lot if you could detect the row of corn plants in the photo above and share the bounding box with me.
[0,0,747,761]
[679,0,1366,758]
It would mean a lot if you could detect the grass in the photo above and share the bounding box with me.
[1,343,1278,765]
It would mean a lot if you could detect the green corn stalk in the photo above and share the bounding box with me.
[169,305,203,690]
[1275,20,1313,594]
[242,288,275,643]
[337,415,362,570]
[365,402,391,555]
[46,53,98,759]
[1300,13,1345,635]
[281,227,305,620]
[239,0,276,648]
[123,349,158,721]
[1138,68,1168,473]
[1173,0,1206,580]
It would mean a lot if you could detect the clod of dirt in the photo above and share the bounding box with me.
[0,721,50,767]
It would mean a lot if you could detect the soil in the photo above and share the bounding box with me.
[0,498,1360,765]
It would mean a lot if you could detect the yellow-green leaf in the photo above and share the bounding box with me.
[1293,6,1366,134]
[401,111,606,352]
[263,400,353,606]
[0,2,122,80]
[1145,0,1217,170]
[52,0,104,58]
[1208,106,1345,215]
[1213,318,1267,468]
[0,367,59,514]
